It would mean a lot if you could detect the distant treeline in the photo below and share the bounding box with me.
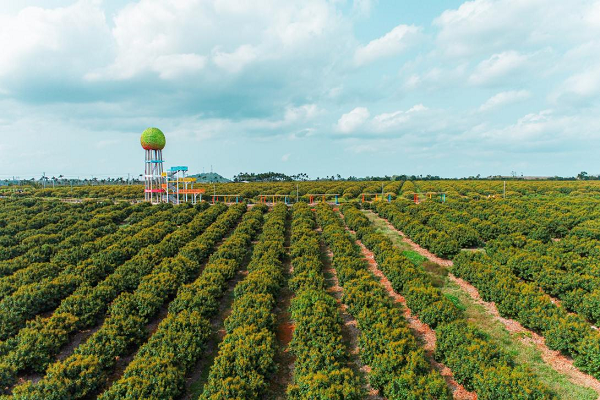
[232,171,599,182]
[2,171,598,187]
[232,172,447,182]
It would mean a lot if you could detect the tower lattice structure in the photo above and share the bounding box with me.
[144,148,165,203]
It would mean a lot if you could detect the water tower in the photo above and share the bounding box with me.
[141,127,166,203]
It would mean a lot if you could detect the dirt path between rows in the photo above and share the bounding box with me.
[181,234,260,399]
[338,213,475,400]
[181,267,249,399]
[373,212,600,399]
[318,227,383,400]
[267,218,295,400]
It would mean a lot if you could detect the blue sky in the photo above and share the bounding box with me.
[1,0,599,179]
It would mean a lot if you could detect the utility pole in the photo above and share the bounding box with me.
[503,181,506,199]
[296,183,299,203]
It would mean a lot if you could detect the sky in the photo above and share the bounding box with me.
[1,0,600,180]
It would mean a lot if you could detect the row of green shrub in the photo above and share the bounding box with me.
[201,203,288,399]
[286,202,362,399]
[316,203,451,399]
[484,233,600,326]
[0,205,197,342]
[98,205,267,399]
[370,195,593,258]
[0,198,65,237]
[0,204,224,391]
[343,204,554,399]
[385,195,594,242]
[10,203,246,399]
[367,201,462,258]
[0,203,158,302]
[376,191,600,330]
[0,199,105,249]
[453,250,600,379]
[0,201,127,271]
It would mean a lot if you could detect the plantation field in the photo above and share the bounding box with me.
[4,179,600,203]
[1,181,600,399]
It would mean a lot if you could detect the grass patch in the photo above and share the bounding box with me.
[441,281,598,400]
[421,260,448,277]
[362,210,598,400]
[443,293,466,311]
[402,250,426,265]
[420,260,447,287]
[361,210,411,250]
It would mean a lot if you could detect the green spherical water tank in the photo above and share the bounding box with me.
[141,127,166,150]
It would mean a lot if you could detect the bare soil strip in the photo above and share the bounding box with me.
[182,267,249,399]
[318,227,383,400]
[96,234,238,398]
[182,233,261,399]
[374,212,600,399]
[339,217,475,400]
[267,220,295,400]
[103,304,170,390]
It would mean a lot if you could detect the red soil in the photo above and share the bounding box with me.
[344,219,475,400]
[318,227,384,400]
[378,215,600,399]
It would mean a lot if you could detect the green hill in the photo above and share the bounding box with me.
[190,172,231,183]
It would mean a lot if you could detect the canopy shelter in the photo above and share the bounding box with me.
[406,191,447,204]
[210,194,243,204]
[360,192,396,203]
[303,193,341,204]
[257,194,292,205]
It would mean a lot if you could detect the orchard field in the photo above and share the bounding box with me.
[1,180,600,399]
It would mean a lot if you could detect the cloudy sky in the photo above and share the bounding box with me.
[1,0,599,179]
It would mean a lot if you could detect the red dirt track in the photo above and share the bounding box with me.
[342,216,476,400]
[376,214,600,399]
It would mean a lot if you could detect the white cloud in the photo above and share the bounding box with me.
[3,1,600,178]
[469,51,530,85]
[372,111,409,130]
[585,1,600,26]
[284,104,320,123]
[354,24,420,66]
[404,74,421,89]
[458,108,600,150]
[333,104,430,136]
[352,0,376,16]
[408,104,428,113]
[372,104,428,131]
[85,0,343,81]
[482,110,561,143]
[336,107,370,133]
[153,53,206,79]
[0,1,111,78]
[433,0,582,58]
[212,45,257,74]
[560,69,600,98]
[281,153,291,161]
[402,64,469,91]
[479,90,531,111]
